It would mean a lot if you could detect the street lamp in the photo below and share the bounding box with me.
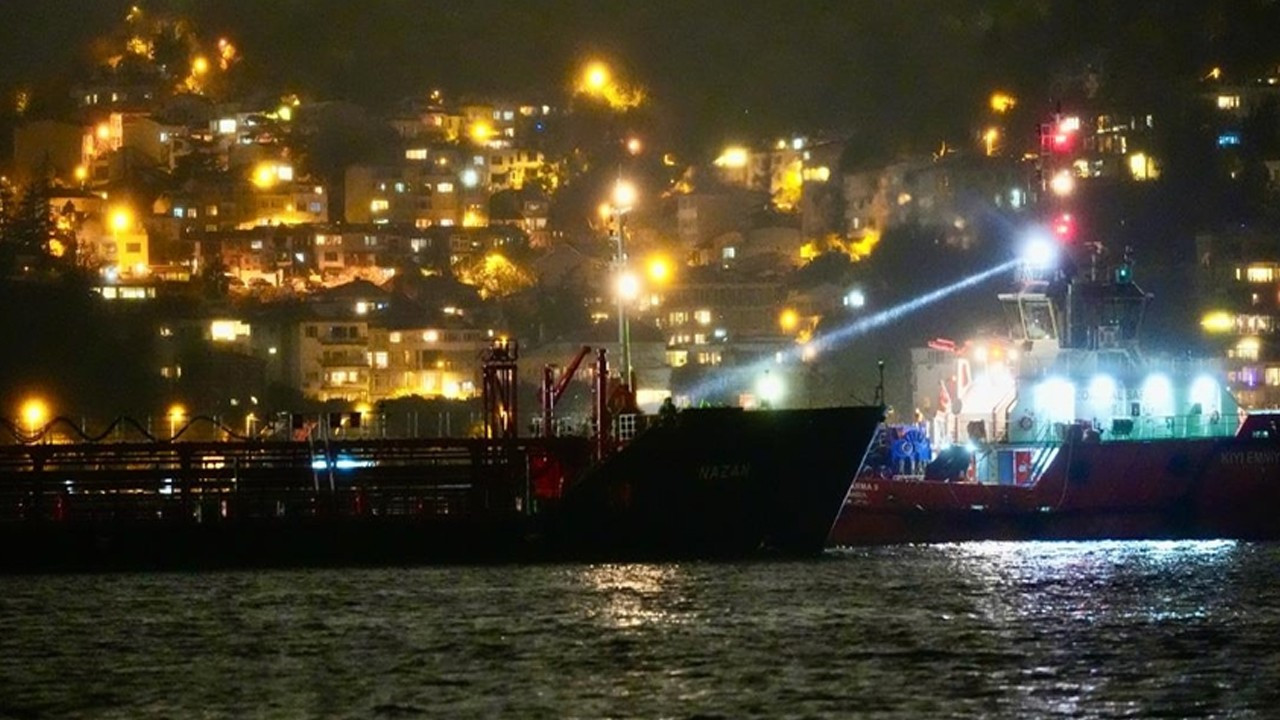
[168,403,186,439]
[608,180,638,388]
[582,61,611,94]
[20,398,48,437]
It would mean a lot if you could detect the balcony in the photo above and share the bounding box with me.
[318,334,367,345]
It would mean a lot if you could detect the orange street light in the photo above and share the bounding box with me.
[109,207,133,233]
[583,61,611,93]
[779,309,800,332]
[168,403,186,439]
[20,398,48,434]
[646,256,672,284]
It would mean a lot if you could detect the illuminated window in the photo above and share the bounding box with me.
[217,118,237,134]
[277,165,294,182]
[210,320,251,341]
[437,183,454,193]
[1217,95,1241,110]
[373,352,388,369]
[1246,266,1275,283]
[423,330,439,343]
[694,310,712,325]
[1267,367,1280,387]
[1235,338,1262,361]
[390,331,402,343]
[405,148,428,160]
[370,199,389,212]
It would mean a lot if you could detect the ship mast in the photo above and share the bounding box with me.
[1001,109,1149,359]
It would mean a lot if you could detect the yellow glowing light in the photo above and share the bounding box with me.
[779,309,799,332]
[983,127,1000,156]
[647,257,671,284]
[583,62,610,93]
[715,146,749,169]
[626,137,642,155]
[74,165,88,182]
[168,404,186,422]
[990,92,1017,114]
[575,60,644,109]
[598,202,613,221]
[96,123,111,141]
[192,56,210,76]
[612,180,637,210]
[469,121,493,144]
[1201,311,1234,333]
[252,164,278,188]
[276,105,293,122]
[109,208,133,233]
[20,398,48,430]
[1049,169,1075,197]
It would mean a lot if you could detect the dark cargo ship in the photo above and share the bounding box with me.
[0,345,881,571]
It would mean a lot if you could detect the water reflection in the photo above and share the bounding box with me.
[941,540,1240,622]
[576,563,693,630]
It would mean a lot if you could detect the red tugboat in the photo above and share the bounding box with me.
[830,112,1280,546]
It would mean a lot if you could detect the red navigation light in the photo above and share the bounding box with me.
[1052,132,1072,151]
[1052,212,1076,241]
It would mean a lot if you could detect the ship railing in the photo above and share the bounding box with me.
[0,437,592,524]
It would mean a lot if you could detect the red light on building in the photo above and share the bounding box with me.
[1052,132,1072,151]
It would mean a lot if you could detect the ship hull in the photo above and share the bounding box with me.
[830,435,1280,546]
[0,406,881,571]
[550,406,884,559]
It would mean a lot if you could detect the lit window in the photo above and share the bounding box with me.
[390,331,402,343]
[694,310,712,325]
[210,320,251,342]
[373,352,389,369]
[405,148,428,160]
[1236,337,1262,361]
[1217,95,1241,110]
[1246,266,1275,283]
[217,118,237,134]
[437,183,454,193]
[423,330,439,342]
[370,199,389,213]
[277,165,294,181]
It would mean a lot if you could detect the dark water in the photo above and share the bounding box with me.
[2,541,1278,719]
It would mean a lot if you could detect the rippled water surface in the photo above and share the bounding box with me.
[2,541,1278,719]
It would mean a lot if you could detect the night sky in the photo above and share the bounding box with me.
[4,1,1280,156]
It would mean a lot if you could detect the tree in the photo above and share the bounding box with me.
[9,179,56,272]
